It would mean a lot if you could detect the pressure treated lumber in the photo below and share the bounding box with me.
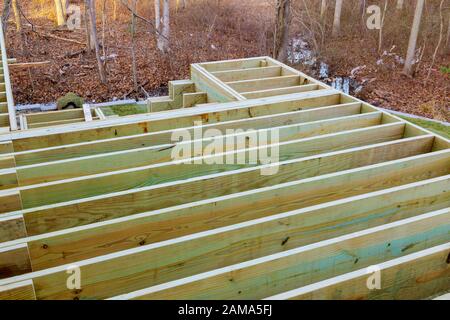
[0,244,31,279]
[191,64,245,102]
[0,21,17,131]
[0,189,21,213]
[0,215,26,242]
[107,209,450,300]
[148,80,196,112]
[0,154,15,169]
[0,139,440,270]
[199,57,269,72]
[25,109,85,124]
[266,243,450,300]
[183,92,207,108]
[1,173,446,273]
[10,112,384,186]
[11,102,364,166]
[15,123,408,209]
[0,56,448,300]
[226,75,303,92]
[242,84,320,99]
[0,141,13,154]
[211,66,282,82]
[1,208,448,300]
[0,135,437,242]
[8,90,342,151]
[0,167,17,190]
[0,131,431,237]
[16,147,449,237]
[0,280,36,300]
[26,118,87,129]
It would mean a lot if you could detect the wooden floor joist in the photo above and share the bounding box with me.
[0,22,17,132]
[0,175,447,274]
[10,102,364,166]
[108,209,450,300]
[265,242,450,300]
[0,57,448,300]
[6,111,384,185]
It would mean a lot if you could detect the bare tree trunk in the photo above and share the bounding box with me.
[155,0,162,49]
[84,0,92,52]
[396,0,404,10]
[158,0,169,53]
[273,0,290,62]
[61,0,69,16]
[426,0,444,80]
[176,0,186,12]
[332,0,343,37]
[359,0,366,31]
[112,0,117,21]
[155,0,160,32]
[11,0,21,32]
[131,0,138,93]
[101,0,107,66]
[403,0,425,76]
[446,13,450,52]
[320,0,327,19]
[87,0,107,83]
[359,0,365,17]
[1,0,12,35]
[54,0,65,26]
[378,0,388,53]
[11,0,27,55]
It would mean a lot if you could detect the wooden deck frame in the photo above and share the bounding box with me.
[6,146,450,237]
[0,57,448,300]
[106,209,450,300]
[1,208,448,300]
[8,102,365,166]
[3,112,386,186]
[0,22,17,131]
[266,242,450,300]
[0,124,431,209]
[0,175,447,274]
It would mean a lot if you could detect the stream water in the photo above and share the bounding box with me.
[288,37,364,95]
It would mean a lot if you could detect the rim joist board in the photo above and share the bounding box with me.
[0,21,17,132]
[0,57,448,300]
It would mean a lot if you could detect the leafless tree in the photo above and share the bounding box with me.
[54,0,65,26]
[378,0,388,53]
[403,0,425,76]
[446,12,450,52]
[61,0,69,16]
[320,0,327,19]
[426,0,445,80]
[159,0,170,53]
[1,0,11,35]
[274,0,291,62]
[155,0,161,43]
[84,0,92,52]
[176,0,186,12]
[86,0,107,83]
[131,0,138,92]
[332,0,343,37]
[11,0,21,32]
[112,0,118,21]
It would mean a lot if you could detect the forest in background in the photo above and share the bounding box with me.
[1,0,449,121]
